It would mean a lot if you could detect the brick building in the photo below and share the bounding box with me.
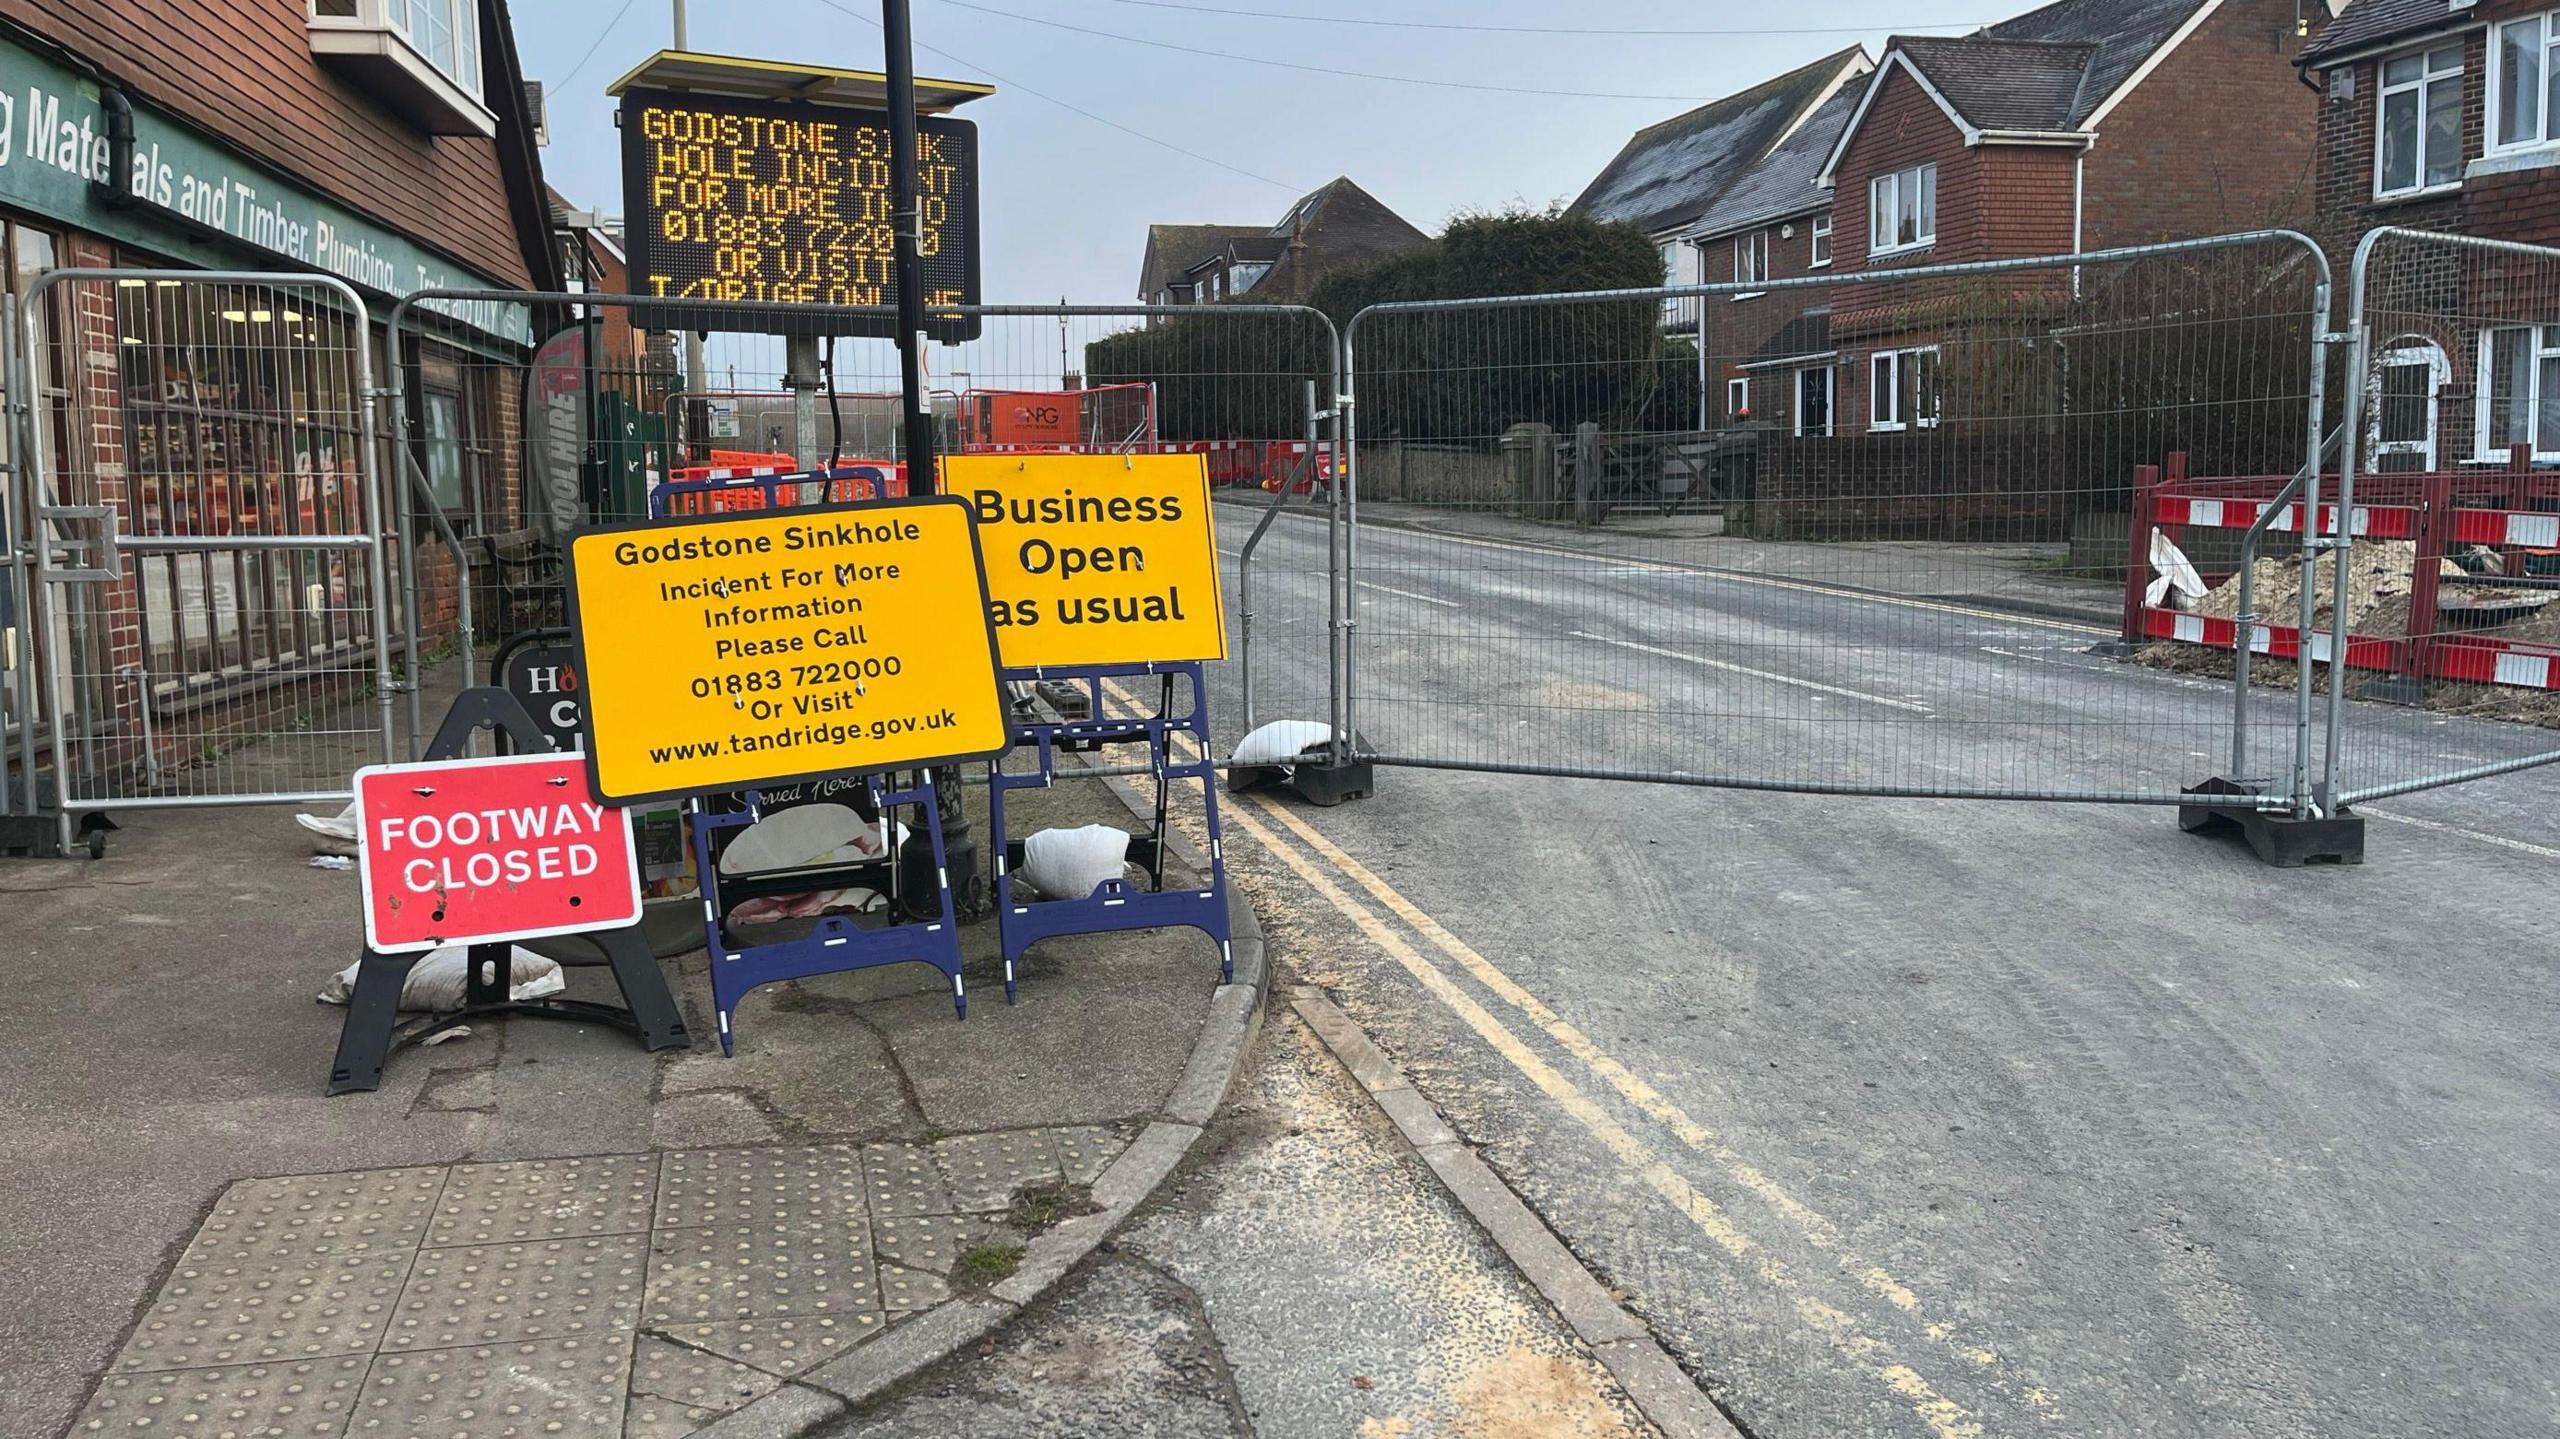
[1,0,556,779]
[2297,0,2560,470]
[1815,0,2330,437]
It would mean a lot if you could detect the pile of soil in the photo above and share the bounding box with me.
[2135,538,2560,729]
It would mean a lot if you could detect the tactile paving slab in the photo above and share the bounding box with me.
[933,1130,1064,1212]
[623,1334,786,1439]
[69,1356,370,1437]
[351,1335,631,1437]
[860,1142,953,1217]
[1050,1126,1129,1186]
[192,1167,446,1259]
[652,1316,879,1379]
[874,1263,950,1314]
[642,1221,880,1326]
[656,1145,866,1230]
[867,1213,997,1275]
[385,1235,646,1350]
[428,1154,658,1247]
[117,1247,414,1372]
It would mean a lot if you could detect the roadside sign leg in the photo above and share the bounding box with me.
[598,926,692,1051]
[326,951,420,1096]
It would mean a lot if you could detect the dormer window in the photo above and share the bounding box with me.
[309,0,495,136]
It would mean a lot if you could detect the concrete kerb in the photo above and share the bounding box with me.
[1290,988,1745,1439]
[696,754,1272,1436]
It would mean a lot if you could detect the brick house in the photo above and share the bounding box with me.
[1572,45,1872,332]
[1813,0,2332,439]
[1679,84,1866,436]
[2297,0,2560,470]
[1135,178,1427,313]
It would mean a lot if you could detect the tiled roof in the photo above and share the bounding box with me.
[1140,224,1264,297]
[2299,0,2469,67]
[1896,35,2099,132]
[1686,85,1863,240]
[1980,0,2212,126]
[1743,308,1834,369]
[1249,178,1429,301]
[1572,46,1868,236]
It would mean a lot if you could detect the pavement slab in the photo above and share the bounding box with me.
[14,694,1260,1439]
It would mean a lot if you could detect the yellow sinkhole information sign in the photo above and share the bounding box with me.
[947,453,1228,669]
[567,497,1010,802]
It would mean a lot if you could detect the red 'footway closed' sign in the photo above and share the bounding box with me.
[353,754,642,954]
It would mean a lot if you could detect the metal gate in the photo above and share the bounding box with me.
[6,269,395,846]
[2321,227,2560,807]
[1338,230,2336,811]
[380,290,1346,765]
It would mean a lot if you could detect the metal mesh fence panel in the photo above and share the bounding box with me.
[2325,228,2560,806]
[1342,232,2328,803]
[19,271,393,810]
[389,295,1340,762]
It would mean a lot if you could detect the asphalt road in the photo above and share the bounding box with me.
[1205,499,2560,1439]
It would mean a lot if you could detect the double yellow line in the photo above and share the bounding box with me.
[1097,679,2062,1439]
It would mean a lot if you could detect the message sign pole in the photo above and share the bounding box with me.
[883,0,979,905]
[883,0,937,491]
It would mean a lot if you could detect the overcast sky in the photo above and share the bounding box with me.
[510,0,1997,305]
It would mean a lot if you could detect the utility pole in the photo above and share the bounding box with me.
[880,0,975,908]
[674,0,711,461]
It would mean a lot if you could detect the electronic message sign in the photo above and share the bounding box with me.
[566,497,1011,803]
[946,454,1228,670]
[620,87,981,339]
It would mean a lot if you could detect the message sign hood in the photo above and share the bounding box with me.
[607,50,995,113]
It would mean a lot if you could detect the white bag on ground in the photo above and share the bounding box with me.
[317,946,566,1012]
[295,801,359,854]
[2147,528,2207,610]
[1019,825,1133,901]
[1232,720,1336,768]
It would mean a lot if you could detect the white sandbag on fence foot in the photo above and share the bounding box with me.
[317,947,566,1012]
[1232,720,1336,768]
[296,801,359,855]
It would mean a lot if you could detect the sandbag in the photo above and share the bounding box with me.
[719,803,906,875]
[296,801,359,854]
[317,946,566,1012]
[2147,528,2206,610]
[1232,720,1335,767]
[1019,825,1133,901]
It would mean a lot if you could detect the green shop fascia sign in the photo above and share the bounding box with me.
[0,32,530,346]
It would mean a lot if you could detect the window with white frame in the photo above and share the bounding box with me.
[1735,229,1770,288]
[1796,364,1833,436]
[1869,347,1941,432]
[2481,324,2560,459]
[2378,44,2466,194]
[1662,239,1701,318]
[1728,377,1752,421]
[2491,10,2560,153]
[1869,163,1937,256]
[1810,215,1833,268]
[385,0,480,98]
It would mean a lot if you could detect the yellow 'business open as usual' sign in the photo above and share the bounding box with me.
[946,454,1228,670]
[566,498,1010,802]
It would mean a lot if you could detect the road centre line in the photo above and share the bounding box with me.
[2363,806,2560,861]
[1571,630,1935,714]
[1095,677,2053,1429]
[1357,579,1463,609]
[1213,500,2115,638]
